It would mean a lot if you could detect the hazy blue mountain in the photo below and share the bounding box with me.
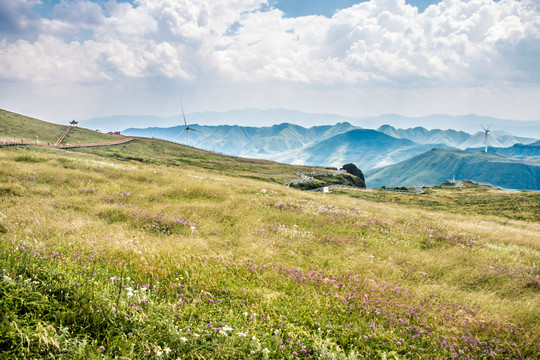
[123,122,359,158]
[366,148,540,190]
[81,109,540,137]
[363,114,540,138]
[376,125,537,149]
[465,142,540,165]
[492,133,538,147]
[80,115,179,133]
[377,125,472,148]
[458,132,503,149]
[83,109,359,132]
[282,129,453,170]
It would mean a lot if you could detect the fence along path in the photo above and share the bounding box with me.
[0,137,135,149]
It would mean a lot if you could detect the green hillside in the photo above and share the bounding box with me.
[1,112,539,359]
[0,109,122,145]
[366,148,540,190]
[69,138,333,185]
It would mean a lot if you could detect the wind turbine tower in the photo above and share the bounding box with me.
[481,125,491,153]
[172,101,196,146]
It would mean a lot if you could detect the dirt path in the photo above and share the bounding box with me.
[0,137,135,149]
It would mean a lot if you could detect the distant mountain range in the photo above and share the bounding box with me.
[81,109,540,138]
[123,122,358,161]
[365,148,540,190]
[122,121,539,170]
[377,125,537,149]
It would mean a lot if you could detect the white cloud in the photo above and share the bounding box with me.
[0,0,41,34]
[0,0,539,121]
[210,0,540,86]
[1,0,538,85]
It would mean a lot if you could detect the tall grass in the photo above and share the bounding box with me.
[0,146,538,359]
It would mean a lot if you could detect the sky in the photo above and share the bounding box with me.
[1,0,540,125]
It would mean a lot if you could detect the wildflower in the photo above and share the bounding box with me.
[97,346,105,352]
[222,325,233,331]
[238,332,247,337]
[262,348,270,354]
[180,337,187,342]
[164,347,171,354]
[278,346,284,351]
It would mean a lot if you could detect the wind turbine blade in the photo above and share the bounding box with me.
[181,101,187,127]
[172,127,186,142]
[481,125,487,131]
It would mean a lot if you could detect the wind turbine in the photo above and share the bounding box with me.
[172,101,196,145]
[481,124,491,153]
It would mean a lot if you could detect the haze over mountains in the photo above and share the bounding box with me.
[82,109,540,138]
[123,119,539,166]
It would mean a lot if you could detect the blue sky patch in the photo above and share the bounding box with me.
[271,0,442,17]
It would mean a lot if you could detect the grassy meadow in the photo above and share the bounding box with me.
[0,139,539,359]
